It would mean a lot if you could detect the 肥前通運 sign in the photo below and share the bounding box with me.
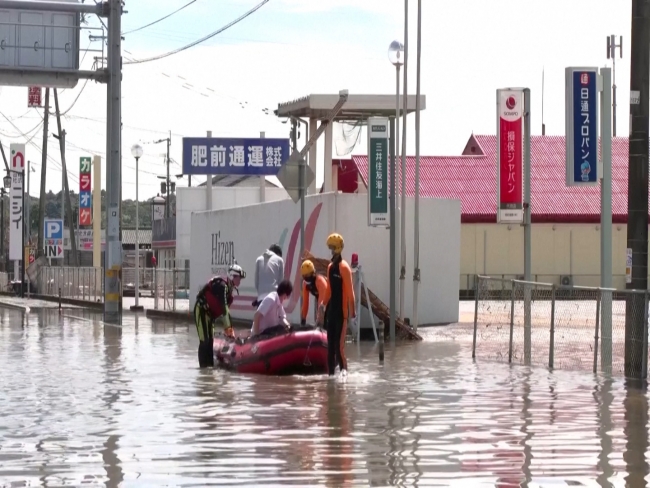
[496,89,524,224]
[182,137,290,175]
[79,156,92,226]
[367,117,389,227]
[565,67,599,186]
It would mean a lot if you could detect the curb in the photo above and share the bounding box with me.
[0,292,103,311]
[144,308,253,330]
[0,300,30,311]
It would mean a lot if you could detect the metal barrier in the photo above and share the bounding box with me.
[152,268,190,312]
[38,266,103,302]
[472,275,649,378]
[122,267,155,294]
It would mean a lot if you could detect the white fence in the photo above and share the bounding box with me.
[37,266,103,302]
[16,266,190,313]
[152,268,190,312]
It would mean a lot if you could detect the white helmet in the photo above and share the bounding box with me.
[229,263,246,279]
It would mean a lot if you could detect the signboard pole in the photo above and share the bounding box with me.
[523,88,532,366]
[389,116,396,342]
[600,67,613,372]
[20,173,24,297]
[93,156,101,292]
[205,130,212,212]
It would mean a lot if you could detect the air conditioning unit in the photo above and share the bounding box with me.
[560,275,573,287]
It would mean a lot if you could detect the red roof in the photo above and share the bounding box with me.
[351,134,637,224]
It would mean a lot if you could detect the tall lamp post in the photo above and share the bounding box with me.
[130,143,144,312]
[388,40,404,329]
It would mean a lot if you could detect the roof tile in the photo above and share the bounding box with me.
[352,135,640,223]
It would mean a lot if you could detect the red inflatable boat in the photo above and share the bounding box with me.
[213,325,329,375]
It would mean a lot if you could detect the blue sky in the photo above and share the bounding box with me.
[0,0,631,199]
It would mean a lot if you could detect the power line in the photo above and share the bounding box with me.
[123,0,198,35]
[124,0,271,65]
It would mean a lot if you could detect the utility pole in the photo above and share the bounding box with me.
[607,35,623,137]
[104,0,123,323]
[625,0,650,380]
[166,132,171,217]
[53,89,78,266]
[0,137,9,172]
[37,88,50,258]
[153,134,172,217]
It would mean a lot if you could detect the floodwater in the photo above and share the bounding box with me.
[0,307,648,487]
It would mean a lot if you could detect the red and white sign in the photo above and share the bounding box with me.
[79,208,92,226]
[496,89,524,224]
[27,87,42,108]
[79,173,91,191]
[10,143,25,171]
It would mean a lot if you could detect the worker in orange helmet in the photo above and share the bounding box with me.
[300,259,328,327]
[322,233,355,376]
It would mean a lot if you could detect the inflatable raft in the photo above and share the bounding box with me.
[213,325,329,375]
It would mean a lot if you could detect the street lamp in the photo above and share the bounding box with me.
[387,40,403,340]
[130,143,144,312]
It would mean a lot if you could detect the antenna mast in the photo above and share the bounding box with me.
[541,67,546,135]
[607,34,623,137]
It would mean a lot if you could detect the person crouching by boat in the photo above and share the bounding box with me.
[300,259,328,327]
[250,279,293,337]
[194,263,246,368]
[322,233,355,376]
[253,244,284,307]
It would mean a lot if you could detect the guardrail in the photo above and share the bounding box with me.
[152,268,190,312]
[37,266,103,302]
[472,275,649,379]
[31,266,190,312]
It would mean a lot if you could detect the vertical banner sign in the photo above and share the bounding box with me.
[565,67,599,186]
[79,156,92,226]
[27,87,42,107]
[9,144,25,261]
[367,117,389,227]
[496,89,524,224]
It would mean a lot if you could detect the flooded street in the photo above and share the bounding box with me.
[0,306,648,487]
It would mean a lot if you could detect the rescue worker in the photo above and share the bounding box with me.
[300,259,328,327]
[322,233,355,375]
[194,263,246,368]
[253,244,284,307]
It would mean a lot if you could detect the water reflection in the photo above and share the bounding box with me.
[322,381,353,487]
[624,383,648,487]
[2,310,650,485]
[102,322,124,487]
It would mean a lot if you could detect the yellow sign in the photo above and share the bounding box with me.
[24,246,35,265]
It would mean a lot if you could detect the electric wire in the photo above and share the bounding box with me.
[124,0,270,65]
[123,0,198,35]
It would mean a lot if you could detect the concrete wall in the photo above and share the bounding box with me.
[460,223,634,290]
[176,186,289,263]
[190,193,461,326]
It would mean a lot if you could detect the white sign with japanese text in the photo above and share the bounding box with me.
[9,143,25,261]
